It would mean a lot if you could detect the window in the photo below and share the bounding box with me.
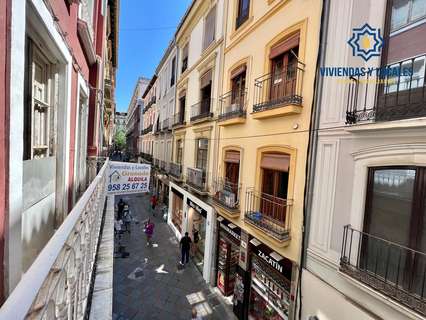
[269,33,300,104]
[224,150,240,185]
[200,70,212,114]
[391,0,426,31]
[196,138,208,171]
[176,139,183,164]
[178,92,186,124]
[24,39,56,160]
[75,95,88,197]
[362,167,426,295]
[236,0,250,29]
[170,57,176,87]
[203,6,216,50]
[231,66,246,107]
[181,43,189,73]
[385,55,426,93]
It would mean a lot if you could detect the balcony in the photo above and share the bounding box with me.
[244,188,293,242]
[160,160,169,172]
[211,177,241,216]
[190,99,213,123]
[186,167,208,193]
[340,225,426,316]
[141,152,152,163]
[1,161,111,319]
[161,119,171,132]
[154,158,160,168]
[218,90,247,126]
[181,58,188,74]
[142,124,153,135]
[252,61,304,119]
[346,55,426,124]
[172,112,186,128]
[169,162,183,180]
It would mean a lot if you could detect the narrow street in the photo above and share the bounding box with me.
[112,193,236,320]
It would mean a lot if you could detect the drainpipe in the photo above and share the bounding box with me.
[297,0,331,318]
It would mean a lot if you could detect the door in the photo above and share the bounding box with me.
[261,169,288,223]
[270,48,298,104]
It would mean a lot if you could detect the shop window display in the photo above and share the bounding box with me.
[191,210,206,273]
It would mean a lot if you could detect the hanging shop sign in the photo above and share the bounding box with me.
[217,216,241,241]
[249,238,292,276]
[187,198,207,218]
[107,161,151,195]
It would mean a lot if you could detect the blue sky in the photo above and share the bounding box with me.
[116,0,192,112]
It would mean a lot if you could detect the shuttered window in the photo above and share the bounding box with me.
[196,138,209,170]
[182,43,189,73]
[203,6,216,50]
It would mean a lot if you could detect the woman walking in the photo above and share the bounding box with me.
[144,219,155,246]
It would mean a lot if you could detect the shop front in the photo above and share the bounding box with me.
[248,238,293,320]
[169,187,184,238]
[216,216,241,297]
[187,198,208,274]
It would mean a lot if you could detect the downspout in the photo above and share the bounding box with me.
[297,0,331,318]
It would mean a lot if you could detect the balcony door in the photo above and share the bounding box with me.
[224,150,240,198]
[260,153,289,223]
[231,67,246,108]
[200,70,212,115]
[363,167,426,295]
[269,32,299,104]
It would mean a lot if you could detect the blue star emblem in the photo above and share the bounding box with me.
[348,23,383,61]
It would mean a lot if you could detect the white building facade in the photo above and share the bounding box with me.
[302,0,426,319]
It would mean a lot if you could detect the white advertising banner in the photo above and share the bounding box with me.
[107,161,151,195]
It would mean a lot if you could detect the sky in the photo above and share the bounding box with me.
[116,0,192,112]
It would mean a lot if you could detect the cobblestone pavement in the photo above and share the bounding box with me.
[113,193,236,320]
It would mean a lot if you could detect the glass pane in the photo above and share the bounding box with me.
[411,0,426,21]
[391,0,410,30]
[411,56,426,89]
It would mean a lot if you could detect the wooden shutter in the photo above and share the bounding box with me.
[261,153,290,172]
[203,6,216,50]
[269,32,300,59]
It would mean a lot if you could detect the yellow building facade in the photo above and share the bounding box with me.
[168,0,322,318]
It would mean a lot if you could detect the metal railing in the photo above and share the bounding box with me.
[253,61,304,113]
[346,55,426,124]
[169,162,182,179]
[190,99,213,122]
[172,112,186,127]
[211,177,241,211]
[142,124,153,135]
[244,188,293,241]
[340,225,426,315]
[161,119,171,131]
[153,158,160,168]
[186,167,208,192]
[1,161,109,319]
[141,152,152,162]
[219,90,247,121]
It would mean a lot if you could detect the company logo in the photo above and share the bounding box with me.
[348,23,383,61]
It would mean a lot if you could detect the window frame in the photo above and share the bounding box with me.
[203,5,217,51]
[196,138,209,171]
[390,0,426,33]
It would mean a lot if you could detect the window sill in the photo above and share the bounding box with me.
[251,103,302,119]
[218,116,246,126]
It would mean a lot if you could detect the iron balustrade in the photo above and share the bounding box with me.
[190,99,213,122]
[346,55,426,124]
[0,161,109,319]
[161,119,170,131]
[142,124,153,135]
[340,225,426,316]
[186,167,208,191]
[219,90,247,121]
[253,61,304,113]
[169,162,182,179]
[172,112,186,127]
[244,188,293,241]
[154,158,160,168]
[211,177,241,210]
[141,152,152,162]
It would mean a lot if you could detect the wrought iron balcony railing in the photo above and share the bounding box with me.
[142,124,153,135]
[141,152,152,162]
[219,90,247,121]
[186,167,208,192]
[169,162,182,179]
[211,177,241,211]
[340,225,426,316]
[161,119,171,132]
[244,188,293,241]
[190,99,213,122]
[253,61,304,113]
[172,112,186,127]
[346,55,426,124]
[153,158,160,168]
[1,161,109,319]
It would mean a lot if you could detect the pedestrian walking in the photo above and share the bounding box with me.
[144,219,155,246]
[150,194,157,216]
[180,232,192,266]
[117,198,126,220]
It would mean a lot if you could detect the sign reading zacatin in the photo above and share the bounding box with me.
[107,161,151,195]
